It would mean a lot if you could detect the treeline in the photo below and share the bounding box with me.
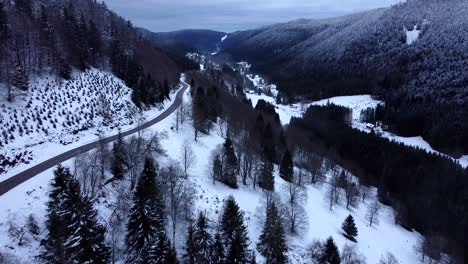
[288,104,468,262]
[0,0,182,106]
[220,0,468,155]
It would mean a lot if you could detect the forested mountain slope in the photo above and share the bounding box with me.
[0,0,185,106]
[140,28,226,54]
[218,0,468,156]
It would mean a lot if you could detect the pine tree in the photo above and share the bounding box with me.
[192,86,208,141]
[39,165,72,263]
[61,179,110,263]
[257,202,288,264]
[212,155,223,183]
[0,1,9,41]
[320,237,340,264]
[341,215,358,242]
[226,229,250,264]
[12,62,29,91]
[40,165,110,263]
[279,149,293,182]
[195,212,212,263]
[258,153,274,191]
[125,158,167,263]
[183,223,197,264]
[111,132,126,180]
[222,137,238,188]
[210,232,225,264]
[15,0,33,16]
[221,196,250,264]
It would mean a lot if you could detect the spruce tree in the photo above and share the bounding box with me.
[125,158,167,263]
[341,215,358,242]
[195,212,212,263]
[226,229,250,264]
[221,196,250,264]
[183,223,197,264]
[61,179,110,263]
[320,237,340,264]
[210,232,225,264]
[12,62,29,91]
[0,1,8,41]
[111,132,126,180]
[222,137,238,188]
[258,154,274,191]
[39,165,72,263]
[40,165,110,263]
[279,149,293,182]
[257,202,288,264]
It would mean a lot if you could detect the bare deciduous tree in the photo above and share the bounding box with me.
[341,244,366,264]
[283,180,308,234]
[161,162,196,248]
[180,140,195,174]
[366,199,381,227]
[378,252,399,264]
[327,170,341,211]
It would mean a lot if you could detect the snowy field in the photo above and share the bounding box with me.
[0,69,181,180]
[0,86,423,263]
[243,78,468,167]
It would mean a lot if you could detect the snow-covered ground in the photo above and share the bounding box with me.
[0,68,182,180]
[311,95,468,167]
[242,76,468,167]
[0,86,422,264]
[405,25,421,45]
[211,34,228,55]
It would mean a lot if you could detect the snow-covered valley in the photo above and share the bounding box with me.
[0,84,423,263]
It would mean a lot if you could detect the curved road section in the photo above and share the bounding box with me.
[0,81,189,196]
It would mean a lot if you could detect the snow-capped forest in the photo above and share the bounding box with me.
[0,65,423,264]
[0,0,467,263]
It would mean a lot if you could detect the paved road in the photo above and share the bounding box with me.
[0,81,189,196]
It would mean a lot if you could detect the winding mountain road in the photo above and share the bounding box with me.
[0,80,189,196]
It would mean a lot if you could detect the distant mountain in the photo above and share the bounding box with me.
[140,28,227,54]
[218,0,468,156]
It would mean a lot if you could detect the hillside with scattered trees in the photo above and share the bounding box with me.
[0,0,185,106]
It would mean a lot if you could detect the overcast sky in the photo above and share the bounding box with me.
[104,0,402,33]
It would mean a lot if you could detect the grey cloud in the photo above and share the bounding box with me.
[104,0,402,32]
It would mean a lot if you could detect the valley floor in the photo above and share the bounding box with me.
[0,87,423,263]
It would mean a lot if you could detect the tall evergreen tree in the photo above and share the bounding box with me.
[15,0,32,16]
[87,20,102,66]
[210,232,225,264]
[192,86,211,140]
[60,179,110,263]
[0,1,9,42]
[195,212,212,263]
[258,153,274,191]
[341,215,358,242]
[40,165,110,263]
[320,237,340,264]
[279,149,293,182]
[111,132,126,180]
[39,165,72,263]
[183,223,197,264]
[221,196,250,264]
[125,158,167,263]
[222,137,238,188]
[226,229,250,264]
[257,202,288,264]
[12,62,28,91]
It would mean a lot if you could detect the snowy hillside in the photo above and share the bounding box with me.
[0,85,423,264]
[0,69,178,178]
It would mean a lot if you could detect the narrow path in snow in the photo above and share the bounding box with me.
[0,80,190,196]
